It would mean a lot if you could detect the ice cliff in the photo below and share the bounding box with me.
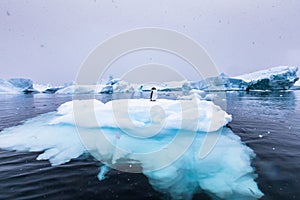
[236,66,298,90]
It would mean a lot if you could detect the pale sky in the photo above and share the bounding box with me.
[1,0,300,84]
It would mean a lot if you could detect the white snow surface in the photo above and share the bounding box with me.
[33,84,49,92]
[49,99,231,132]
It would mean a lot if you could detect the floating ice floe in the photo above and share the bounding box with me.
[0,98,263,199]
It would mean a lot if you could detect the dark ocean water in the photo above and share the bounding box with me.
[0,91,299,199]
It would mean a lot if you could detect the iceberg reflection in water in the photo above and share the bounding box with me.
[0,98,263,199]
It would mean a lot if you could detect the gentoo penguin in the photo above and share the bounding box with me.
[150,87,157,101]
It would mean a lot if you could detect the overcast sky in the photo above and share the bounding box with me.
[1,0,300,84]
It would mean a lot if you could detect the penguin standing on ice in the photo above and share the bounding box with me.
[150,87,157,101]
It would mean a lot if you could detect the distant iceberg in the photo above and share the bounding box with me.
[141,66,299,93]
[140,81,185,92]
[0,79,19,94]
[186,66,298,91]
[1,66,297,95]
[0,78,37,94]
[55,79,135,94]
[0,98,263,199]
[236,66,299,91]
[185,73,248,91]
[33,83,62,93]
[290,79,300,90]
[101,79,135,94]
[55,84,104,94]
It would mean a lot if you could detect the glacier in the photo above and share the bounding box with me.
[0,98,263,199]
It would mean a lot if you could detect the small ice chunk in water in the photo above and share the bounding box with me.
[97,165,110,181]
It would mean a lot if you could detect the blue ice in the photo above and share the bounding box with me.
[0,98,263,199]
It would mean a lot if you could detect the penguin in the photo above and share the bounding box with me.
[150,87,157,101]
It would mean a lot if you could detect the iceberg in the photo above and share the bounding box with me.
[1,66,298,94]
[100,85,113,94]
[140,81,186,92]
[236,66,299,90]
[185,66,298,91]
[55,84,104,94]
[55,79,135,94]
[0,78,37,94]
[290,79,300,90]
[33,84,48,93]
[0,98,263,199]
[184,74,248,91]
[33,84,62,93]
[0,79,19,94]
[101,79,135,94]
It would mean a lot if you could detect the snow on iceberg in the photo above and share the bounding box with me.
[0,78,36,94]
[184,73,248,91]
[101,79,135,94]
[55,80,135,94]
[55,84,104,94]
[0,99,263,199]
[140,81,186,92]
[236,66,299,90]
[290,79,300,90]
[185,66,298,91]
[0,79,20,94]
[33,83,62,93]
